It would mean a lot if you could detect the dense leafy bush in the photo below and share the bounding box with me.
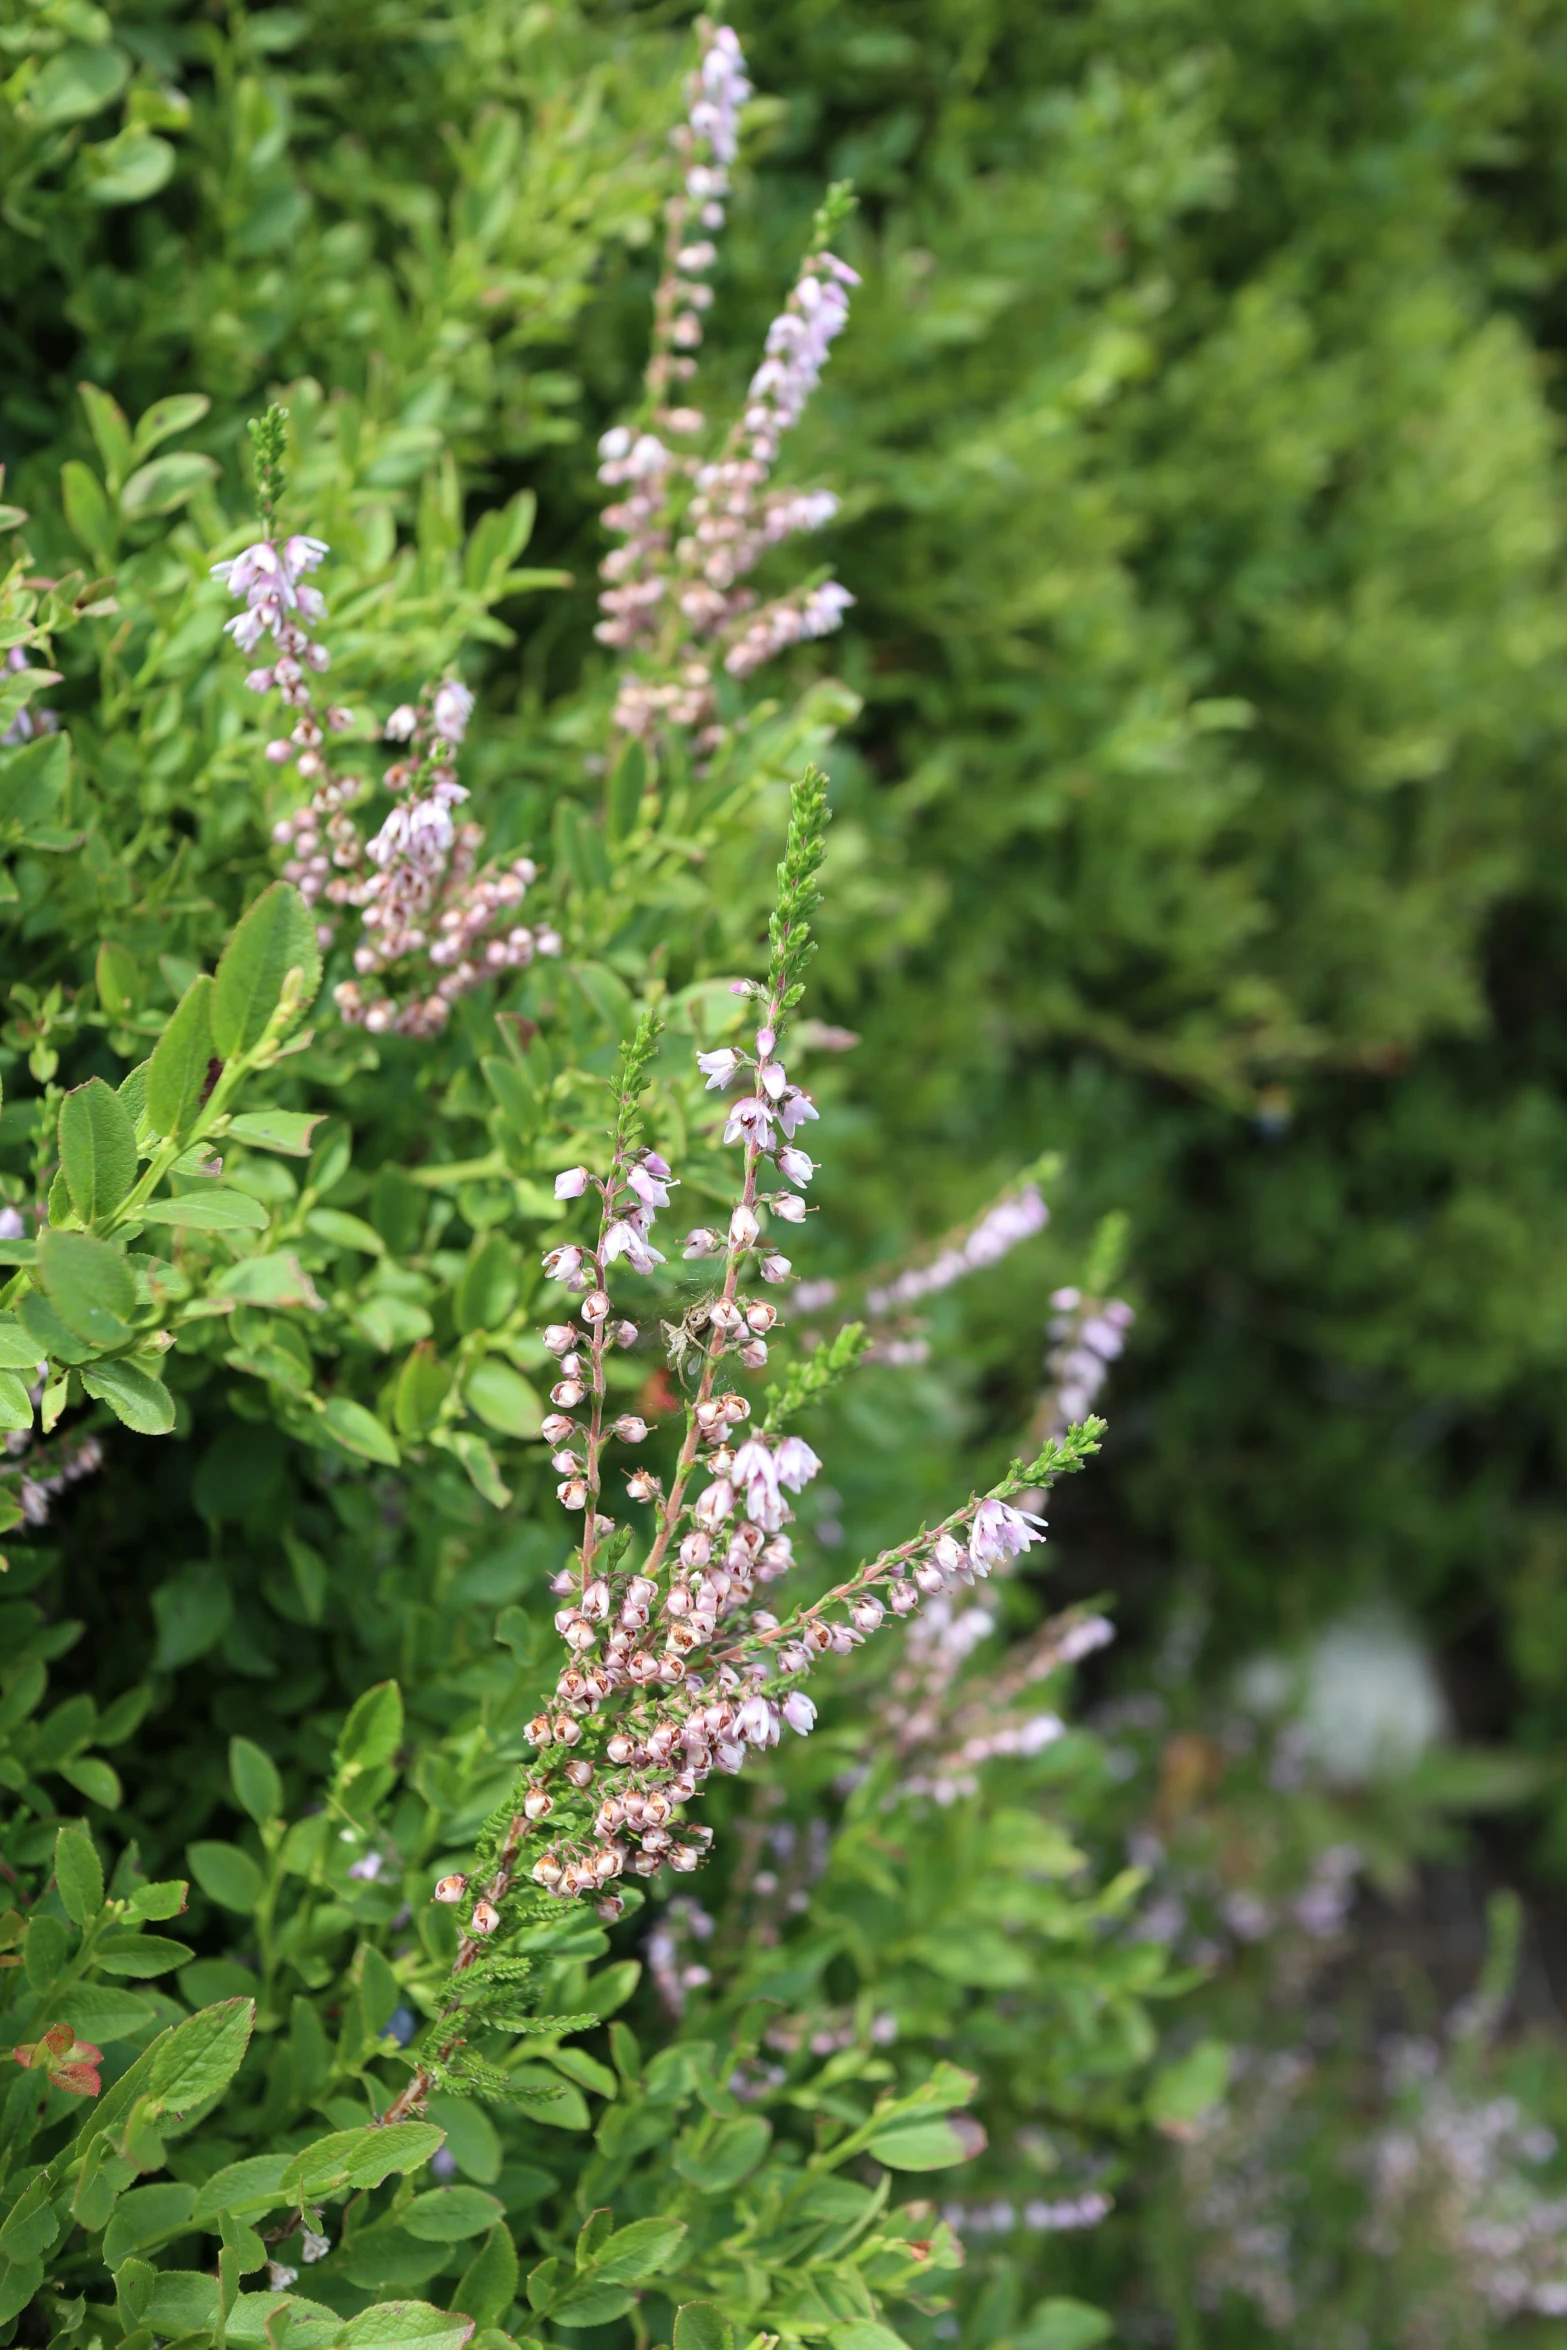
[7,0,1567,2340]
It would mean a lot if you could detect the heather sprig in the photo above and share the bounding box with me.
[765,758,830,1017]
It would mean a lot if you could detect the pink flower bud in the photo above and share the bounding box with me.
[264,739,294,765]
[433,1873,467,1903]
[581,1290,611,1324]
[555,1166,589,1199]
[730,1203,760,1248]
[613,1415,648,1442]
[759,1253,791,1284]
[470,1898,500,1935]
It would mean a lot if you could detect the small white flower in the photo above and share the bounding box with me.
[555,1166,589,1199]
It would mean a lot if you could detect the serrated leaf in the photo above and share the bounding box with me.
[189,2154,293,2225]
[147,1996,254,2109]
[673,2305,734,2350]
[588,2215,686,2284]
[212,883,321,1059]
[81,1359,175,1435]
[332,2303,474,2350]
[281,2121,443,2200]
[59,1078,137,1227]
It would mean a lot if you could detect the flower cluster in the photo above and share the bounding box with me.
[213,493,560,1038]
[379,768,1092,2126]
[594,23,856,746]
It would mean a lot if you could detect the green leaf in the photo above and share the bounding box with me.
[94,1932,195,1977]
[673,2116,770,2193]
[0,1371,31,1432]
[30,42,129,123]
[229,1737,283,1826]
[452,2224,517,2328]
[35,1226,135,1343]
[454,1235,517,1333]
[402,2189,505,2244]
[1148,2039,1231,2139]
[143,2272,219,2336]
[59,1754,121,1807]
[146,975,216,1142]
[81,1359,176,1436]
[212,883,321,1059]
[132,394,212,462]
[188,1840,264,1914]
[152,1562,232,1668]
[588,2215,685,2284]
[59,1983,155,2044]
[79,383,133,491]
[55,1820,104,1924]
[462,1358,543,1439]
[190,2154,293,2225]
[86,129,177,207]
[1014,2302,1114,2350]
[320,1396,399,1466]
[0,1317,44,1370]
[481,1055,538,1138]
[119,450,219,519]
[826,2328,912,2350]
[63,462,114,561]
[306,1208,384,1255]
[59,1079,137,1227]
[227,1110,323,1156]
[140,1189,268,1232]
[334,1680,403,1776]
[673,2305,734,2350]
[103,2183,197,2265]
[18,1288,94,1365]
[332,2303,474,2350]
[549,2280,636,2331]
[215,1250,324,1309]
[394,1343,452,1438]
[864,2114,986,2171]
[0,732,69,837]
[281,2122,444,2200]
[444,1429,511,1508]
[147,1996,255,2109]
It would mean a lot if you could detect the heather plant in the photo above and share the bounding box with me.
[0,21,1197,2350]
